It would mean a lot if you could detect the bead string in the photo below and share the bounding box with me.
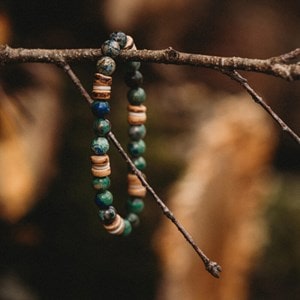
[90,32,146,236]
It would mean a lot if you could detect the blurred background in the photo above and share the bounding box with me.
[0,1,299,299]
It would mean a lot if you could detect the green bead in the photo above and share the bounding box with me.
[96,56,116,75]
[132,157,146,171]
[122,219,132,236]
[95,190,113,208]
[127,197,144,214]
[126,213,140,227]
[92,177,111,190]
[127,87,146,105]
[98,206,117,225]
[128,140,146,157]
[91,137,109,155]
[94,118,111,136]
[127,61,141,72]
[125,70,143,88]
[128,125,146,141]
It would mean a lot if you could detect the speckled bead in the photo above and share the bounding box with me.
[96,56,116,76]
[127,87,146,105]
[110,32,127,49]
[128,140,146,157]
[91,137,110,155]
[93,118,111,136]
[101,40,121,58]
[122,219,132,236]
[98,206,116,225]
[127,105,147,125]
[92,176,111,191]
[91,155,111,177]
[125,70,143,88]
[104,214,125,235]
[127,197,145,214]
[127,173,147,197]
[128,125,146,141]
[91,101,110,118]
[95,190,113,208]
[126,213,140,227]
[132,156,146,171]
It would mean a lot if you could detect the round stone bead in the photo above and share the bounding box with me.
[110,32,127,49]
[127,87,146,105]
[127,197,145,214]
[125,70,143,88]
[126,213,140,227]
[132,156,146,171]
[128,140,146,157]
[94,118,111,136]
[92,176,111,191]
[96,56,116,76]
[98,206,116,225]
[95,190,113,209]
[122,219,132,236]
[91,101,110,118]
[127,61,141,72]
[128,125,146,141]
[91,137,109,155]
[101,40,121,58]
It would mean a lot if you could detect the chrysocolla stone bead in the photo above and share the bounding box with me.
[125,70,143,88]
[132,156,146,171]
[91,101,110,118]
[127,61,141,72]
[128,125,146,141]
[110,32,127,49]
[95,190,113,208]
[94,118,111,136]
[96,56,116,76]
[127,197,145,214]
[101,40,121,58]
[127,87,146,105]
[92,176,111,191]
[122,219,132,236]
[98,206,116,225]
[128,140,146,157]
[91,137,109,155]
[126,213,140,227]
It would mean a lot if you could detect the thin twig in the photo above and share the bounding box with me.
[59,60,222,278]
[222,69,300,144]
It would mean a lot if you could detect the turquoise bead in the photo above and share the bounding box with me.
[126,213,140,227]
[96,56,116,75]
[101,40,121,58]
[128,140,146,157]
[94,118,111,136]
[91,137,109,155]
[91,101,110,118]
[132,157,146,171]
[127,61,141,72]
[122,219,132,236]
[127,87,146,105]
[110,32,127,49]
[95,190,113,208]
[125,70,143,88]
[127,197,144,214]
[128,125,146,141]
[92,177,111,190]
[98,206,116,225]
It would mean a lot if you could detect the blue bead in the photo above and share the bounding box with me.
[91,137,109,155]
[91,101,110,118]
[110,32,127,49]
[101,40,121,58]
[97,56,116,75]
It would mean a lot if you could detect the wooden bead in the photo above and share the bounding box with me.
[124,35,136,50]
[92,73,112,100]
[104,214,125,235]
[127,104,147,125]
[91,155,111,177]
[94,73,112,85]
[127,173,147,197]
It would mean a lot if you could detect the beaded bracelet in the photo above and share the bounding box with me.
[90,32,147,236]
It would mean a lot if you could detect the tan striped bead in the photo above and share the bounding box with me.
[104,214,125,235]
[94,73,112,85]
[124,35,136,50]
[91,155,111,177]
[127,104,147,125]
[92,73,112,100]
[127,173,147,197]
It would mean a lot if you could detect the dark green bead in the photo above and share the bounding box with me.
[127,197,144,214]
[122,219,132,236]
[96,56,116,75]
[95,190,113,208]
[132,157,146,171]
[126,213,140,227]
[101,40,121,58]
[128,125,146,141]
[128,140,146,157]
[92,177,111,191]
[98,206,116,225]
[127,61,141,72]
[91,137,109,155]
[127,87,146,105]
[110,32,127,49]
[125,70,143,88]
[94,118,111,136]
